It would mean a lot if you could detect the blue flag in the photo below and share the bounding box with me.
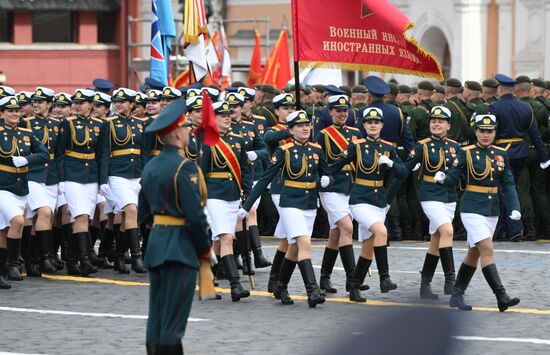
[150,0,176,85]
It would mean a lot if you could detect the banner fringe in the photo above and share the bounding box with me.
[298,61,443,80]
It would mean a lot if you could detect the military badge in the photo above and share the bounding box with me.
[258,124,264,130]
[36,89,43,96]
[271,155,278,164]
[248,131,255,138]
[23,136,30,142]
[94,126,100,133]
[383,151,390,157]
[164,89,171,95]
[137,123,143,129]
[189,174,198,185]
[313,153,319,160]
[75,92,82,98]
[449,147,456,154]
[118,91,124,97]
[494,155,505,168]
[197,98,203,105]
[235,142,241,149]
[53,126,58,133]
[408,149,416,158]
[453,158,458,167]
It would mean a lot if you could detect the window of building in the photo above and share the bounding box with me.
[0,10,12,42]
[97,11,116,43]
[32,11,75,43]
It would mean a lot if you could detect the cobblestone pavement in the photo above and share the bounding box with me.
[1,239,549,354]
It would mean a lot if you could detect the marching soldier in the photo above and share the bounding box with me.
[435,114,521,312]
[17,91,34,119]
[160,87,182,110]
[202,86,220,101]
[201,101,252,302]
[0,85,15,101]
[313,85,357,138]
[139,98,212,355]
[133,92,148,119]
[489,74,550,241]
[397,106,461,299]
[0,96,49,288]
[58,89,104,276]
[227,92,271,270]
[240,110,329,308]
[145,89,162,117]
[315,94,363,294]
[25,87,63,275]
[99,88,148,274]
[327,107,405,302]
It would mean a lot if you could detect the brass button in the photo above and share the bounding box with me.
[488,196,492,199]
[374,189,378,193]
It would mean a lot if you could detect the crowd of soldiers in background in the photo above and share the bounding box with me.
[252,77,550,243]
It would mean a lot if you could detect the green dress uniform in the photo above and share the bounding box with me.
[140,107,211,353]
[230,118,268,182]
[24,115,61,186]
[444,96,475,145]
[468,97,490,115]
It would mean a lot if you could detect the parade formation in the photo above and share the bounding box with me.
[1,73,550,354]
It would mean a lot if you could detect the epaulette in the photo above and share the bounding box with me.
[446,138,458,144]
[419,137,432,144]
[354,138,366,144]
[48,117,60,122]
[24,116,35,122]
[67,116,77,121]
[18,127,32,133]
[0,126,4,131]
[347,126,360,131]
[90,117,103,124]
[135,117,149,122]
[462,144,476,151]
[106,116,118,122]
[280,142,295,151]
[308,142,322,149]
[150,114,159,119]
[228,132,242,138]
[492,145,507,151]
[252,114,266,121]
[380,139,394,146]
[241,120,254,125]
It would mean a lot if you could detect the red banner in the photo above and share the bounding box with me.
[261,30,292,89]
[291,0,443,80]
[194,92,219,146]
[248,30,263,88]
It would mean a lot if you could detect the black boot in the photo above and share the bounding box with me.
[233,239,243,270]
[222,255,250,302]
[157,343,183,355]
[522,218,536,241]
[236,231,254,276]
[0,248,12,289]
[482,264,520,312]
[6,238,23,281]
[388,218,402,241]
[439,247,456,295]
[51,227,64,270]
[349,256,371,302]
[87,231,102,267]
[128,228,147,273]
[400,218,413,240]
[37,230,57,273]
[450,263,476,311]
[98,227,115,269]
[276,258,296,305]
[114,230,129,274]
[146,343,158,355]
[75,232,97,276]
[412,219,424,241]
[339,245,355,292]
[26,234,42,277]
[419,253,439,299]
[374,246,397,293]
[319,247,338,293]
[298,259,325,308]
[249,225,271,268]
[63,230,80,276]
[267,249,286,294]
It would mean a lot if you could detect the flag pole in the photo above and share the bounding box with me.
[294,61,301,110]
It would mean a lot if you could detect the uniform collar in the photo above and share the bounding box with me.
[366,135,380,142]
[331,123,346,129]
[292,139,308,146]
[4,122,17,130]
[476,142,490,149]
[430,135,446,141]
[118,113,132,119]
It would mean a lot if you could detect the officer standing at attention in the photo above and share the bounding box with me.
[139,99,212,355]
[99,88,148,274]
[0,96,49,288]
[201,101,252,302]
[489,74,550,241]
[315,94,363,294]
[313,85,357,138]
[17,91,34,119]
[435,114,521,312]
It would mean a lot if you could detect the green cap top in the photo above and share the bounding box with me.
[482,79,499,88]
[445,78,462,88]
[464,80,482,91]
[398,84,411,94]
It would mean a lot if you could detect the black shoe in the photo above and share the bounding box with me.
[25,262,42,277]
[66,261,80,276]
[374,246,397,293]
[0,248,12,289]
[277,282,294,305]
[349,288,366,303]
[319,247,338,293]
[6,238,23,281]
[37,231,57,273]
[249,226,271,268]
[482,264,520,312]
[439,247,456,295]
[298,259,325,308]
[128,228,147,273]
[75,232,97,276]
[157,343,183,355]
[419,253,439,300]
[222,255,250,302]
[267,250,286,294]
[509,231,523,242]
[449,263,476,311]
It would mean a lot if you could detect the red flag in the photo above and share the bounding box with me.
[194,92,219,146]
[172,69,190,89]
[248,30,263,87]
[261,30,291,90]
[291,0,443,80]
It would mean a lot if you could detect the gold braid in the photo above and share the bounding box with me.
[284,149,307,179]
[324,134,342,161]
[466,150,492,182]
[0,137,17,157]
[356,143,379,175]
[109,121,132,146]
[422,144,444,172]
[70,120,90,147]
[212,146,228,168]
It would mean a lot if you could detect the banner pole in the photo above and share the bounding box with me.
[293,61,301,110]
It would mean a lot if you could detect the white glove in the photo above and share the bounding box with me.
[540,160,550,169]
[509,210,521,221]
[434,171,446,184]
[12,156,28,167]
[378,155,393,168]
[58,182,65,195]
[320,175,330,188]
[412,163,421,172]
[237,208,248,220]
[246,151,258,162]
[99,184,111,196]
